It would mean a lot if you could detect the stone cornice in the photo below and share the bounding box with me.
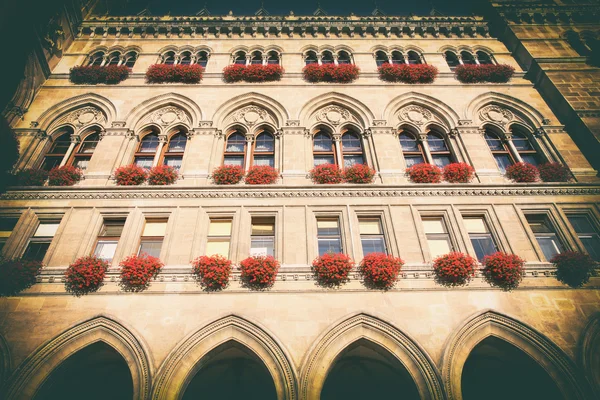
[492,2,600,24]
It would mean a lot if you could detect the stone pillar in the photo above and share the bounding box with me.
[370,126,406,184]
[84,125,129,185]
[457,125,503,183]
[280,124,310,185]
[182,125,219,185]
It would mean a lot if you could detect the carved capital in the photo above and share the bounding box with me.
[362,128,372,138]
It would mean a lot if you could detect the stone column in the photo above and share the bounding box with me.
[280,123,310,185]
[182,124,220,185]
[370,126,406,184]
[458,125,503,183]
[84,124,129,185]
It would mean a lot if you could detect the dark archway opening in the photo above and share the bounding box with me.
[321,339,420,400]
[462,336,564,400]
[182,341,277,400]
[35,341,133,400]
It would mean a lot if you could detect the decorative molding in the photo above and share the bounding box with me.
[399,105,433,126]
[111,121,126,128]
[315,105,351,126]
[150,106,190,127]
[198,120,213,128]
[231,106,268,127]
[372,119,387,126]
[286,120,301,127]
[478,105,513,126]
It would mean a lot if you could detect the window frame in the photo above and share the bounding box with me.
[313,129,337,167]
[426,130,454,168]
[70,131,101,171]
[563,209,600,261]
[0,216,19,255]
[398,130,426,167]
[223,130,247,168]
[250,216,276,257]
[138,218,168,258]
[134,131,161,169]
[484,129,515,173]
[340,129,365,168]
[524,213,565,262]
[421,215,455,261]
[358,217,388,256]
[22,219,62,262]
[461,214,500,262]
[206,217,234,258]
[42,130,74,171]
[161,130,188,170]
[251,129,275,168]
[316,216,344,256]
[93,217,127,263]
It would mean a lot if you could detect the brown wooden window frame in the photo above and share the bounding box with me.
[313,128,336,166]
[223,130,247,168]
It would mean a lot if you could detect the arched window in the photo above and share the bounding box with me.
[233,51,247,65]
[485,130,513,173]
[341,131,364,167]
[42,130,73,170]
[196,51,209,68]
[407,51,422,64]
[375,51,388,67]
[252,131,275,167]
[461,51,476,65]
[123,51,137,68]
[163,51,176,65]
[179,51,192,65]
[399,131,425,167]
[445,51,460,70]
[337,51,352,65]
[511,128,542,165]
[321,51,334,65]
[88,51,105,66]
[106,52,121,66]
[224,131,246,167]
[72,132,100,170]
[266,51,279,65]
[391,51,404,65]
[476,51,494,65]
[134,132,160,169]
[427,131,453,167]
[305,51,318,65]
[163,132,187,169]
[250,51,262,65]
[313,130,335,166]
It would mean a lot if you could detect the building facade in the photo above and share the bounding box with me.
[0,1,599,399]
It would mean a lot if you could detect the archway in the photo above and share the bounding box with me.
[181,341,277,400]
[35,342,133,400]
[320,339,420,400]
[461,336,562,400]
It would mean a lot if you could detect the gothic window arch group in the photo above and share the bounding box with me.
[303,48,355,66]
[86,47,138,68]
[159,48,211,68]
[134,127,189,170]
[443,49,495,71]
[484,124,544,173]
[374,49,424,66]
[398,126,455,168]
[231,49,281,65]
[312,125,367,168]
[223,127,276,169]
[42,127,102,171]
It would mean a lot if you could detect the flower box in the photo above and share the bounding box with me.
[309,164,344,184]
[119,254,164,292]
[358,253,404,290]
[311,253,355,288]
[48,165,83,186]
[433,252,477,287]
[244,165,280,185]
[15,168,48,186]
[114,164,148,186]
[344,164,376,184]
[407,163,442,183]
[64,256,109,296]
[454,64,515,83]
[239,255,280,290]
[211,165,244,185]
[223,64,284,83]
[192,255,233,291]
[551,251,597,288]
[377,64,438,83]
[443,162,475,183]
[146,64,204,84]
[302,64,360,83]
[148,165,178,185]
[69,65,130,85]
[537,162,572,183]
[505,162,539,183]
[0,258,43,296]
[482,252,525,291]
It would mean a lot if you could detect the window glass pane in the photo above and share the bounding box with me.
[209,220,232,236]
[100,220,125,237]
[359,219,382,235]
[168,134,187,152]
[0,218,18,238]
[139,240,162,258]
[314,133,332,151]
[405,156,425,167]
[94,240,118,262]
[536,236,562,261]
[567,215,595,233]
[79,136,99,153]
[399,134,419,151]
[342,134,362,151]
[42,157,61,171]
[423,219,446,234]
[427,135,448,151]
[343,155,364,168]
[432,156,451,168]
[139,135,159,152]
[428,238,452,259]
[361,237,386,255]
[250,237,274,257]
[314,155,335,166]
[494,155,513,173]
[471,236,497,261]
[23,242,50,261]
[318,238,342,255]
[521,154,539,166]
[485,133,504,150]
[142,221,167,237]
[512,134,532,150]
[225,139,245,153]
[49,134,71,154]
[252,220,274,235]
[134,157,154,169]
[464,218,489,234]
[580,236,600,261]
[163,157,182,169]
[317,220,340,235]
[34,223,60,237]
[223,156,244,167]
[255,133,274,151]
[253,155,274,167]
[206,240,230,257]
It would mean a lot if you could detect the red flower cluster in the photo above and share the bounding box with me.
[239,255,280,290]
[551,251,597,288]
[114,164,148,186]
[69,65,130,85]
[48,165,83,186]
[505,162,539,183]
[192,255,233,291]
[0,258,43,296]
[443,162,475,183]
[343,164,376,184]
[64,256,109,296]
[482,252,525,291]
[302,64,360,83]
[15,168,48,186]
[119,254,164,292]
[309,164,344,184]
[211,165,245,185]
[311,253,355,288]
[537,162,572,182]
[454,64,515,83]
[145,64,204,84]
[358,253,404,290]
[407,163,443,183]
[244,165,280,184]
[433,252,477,287]
[377,64,438,83]
[223,64,284,83]
[148,165,179,185]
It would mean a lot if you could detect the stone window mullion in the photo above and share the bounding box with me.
[59,136,80,167]
[419,133,433,164]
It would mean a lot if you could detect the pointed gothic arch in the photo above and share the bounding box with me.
[4,316,152,400]
[151,315,297,400]
[466,92,547,129]
[442,310,589,400]
[299,313,444,400]
[125,93,203,131]
[579,313,600,398]
[212,92,289,130]
[383,92,460,131]
[298,92,375,130]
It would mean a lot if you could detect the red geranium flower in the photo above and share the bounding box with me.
[344,164,376,184]
[239,255,280,290]
[192,255,233,291]
[454,64,515,83]
[244,165,279,185]
[70,65,130,85]
[145,64,204,84]
[302,64,360,83]
[358,253,404,290]
[15,168,48,186]
[311,253,354,288]
[443,162,475,183]
[119,254,164,292]
[378,63,438,83]
[309,164,344,184]
[48,165,83,186]
[211,165,245,185]
[537,162,572,183]
[0,258,43,296]
[114,164,148,186]
[550,251,597,288]
[482,252,525,291]
[148,165,178,185]
[64,255,109,296]
[433,252,477,287]
[505,162,539,183]
[407,163,442,183]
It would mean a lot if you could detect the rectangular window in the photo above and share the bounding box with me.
[250,217,275,257]
[317,218,342,256]
[526,214,563,261]
[206,219,232,257]
[314,155,335,166]
[223,155,245,167]
[138,219,167,258]
[94,218,126,262]
[359,218,387,255]
[464,217,497,261]
[567,214,600,261]
[23,221,60,261]
[0,217,18,253]
[422,217,453,260]
[134,157,154,169]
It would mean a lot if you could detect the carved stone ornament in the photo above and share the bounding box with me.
[286,120,300,127]
[152,106,187,127]
[199,121,213,128]
[479,105,513,126]
[372,120,387,126]
[316,106,350,126]
[231,106,267,126]
[67,107,105,127]
[398,106,432,125]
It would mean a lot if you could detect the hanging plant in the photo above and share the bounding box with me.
[15,168,48,186]
[239,255,280,290]
[551,251,597,288]
[211,165,245,185]
[48,165,83,186]
[302,64,360,83]
[407,163,443,183]
[223,64,284,83]
[64,256,109,296]
[537,162,572,183]
[343,164,376,184]
[311,253,355,288]
[69,65,130,85]
[119,254,164,292]
[482,252,526,291]
[244,165,280,185]
[377,64,438,83]
[222,64,246,83]
[443,162,475,183]
[114,164,148,186]
[454,64,515,83]
[309,163,344,184]
[432,252,477,287]
[0,258,43,297]
[145,64,204,84]
[147,165,178,185]
[358,253,404,290]
[192,254,233,291]
[505,162,539,183]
